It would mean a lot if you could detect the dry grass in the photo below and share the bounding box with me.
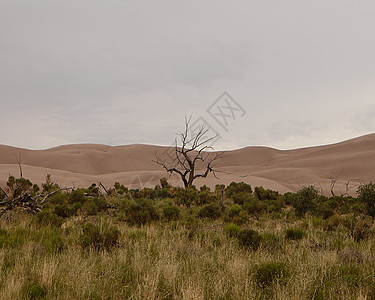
[0,212,374,299]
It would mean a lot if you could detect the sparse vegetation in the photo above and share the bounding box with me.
[0,178,375,299]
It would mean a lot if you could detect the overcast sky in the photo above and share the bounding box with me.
[1,1,375,150]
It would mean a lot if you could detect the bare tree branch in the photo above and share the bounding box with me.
[15,153,23,178]
[98,182,110,195]
[0,186,11,201]
[340,178,361,197]
[329,171,340,197]
[154,116,223,188]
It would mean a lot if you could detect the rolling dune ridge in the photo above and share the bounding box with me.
[1,134,374,195]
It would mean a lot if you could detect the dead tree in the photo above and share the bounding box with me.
[15,153,23,178]
[0,174,75,214]
[329,172,340,197]
[328,169,361,197]
[154,116,224,188]
[340,178,361,197]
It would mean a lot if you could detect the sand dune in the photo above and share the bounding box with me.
[1,134,375,195]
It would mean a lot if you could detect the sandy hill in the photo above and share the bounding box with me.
[1,134,375,195]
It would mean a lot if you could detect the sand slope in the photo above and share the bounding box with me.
[1,134,375,195]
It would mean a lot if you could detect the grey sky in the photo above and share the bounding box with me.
[1,1,375,150]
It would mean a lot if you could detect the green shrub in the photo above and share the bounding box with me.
[22,281,47,299]
[197,190,217,205]
[163,205,180,221]
[80,223,120,251]
[139,187,155,199]
[283,192,294,205]
[357,182,375,217]
[230,192,253,205]
[69,189,87,204]
[254,186,279,201]
[243,197,267,219]
[54,204,74,218]
[87,183,100,196]
[120,198,160,226]
[82,200,98,215]
[176,188,198,207]
[342,215,356,232]
[323,214,341,231]
[114,182,128,194]
[285,228,305,240]
[160,178,170,189]
[254,261,289,288]
[225,182,252,198]
[198,203,221,219]
[238,229,262,250]
[291,186,319,217]
[36,211,63,227]
[227,204,242,218]
[352,218,371,242]
[225,205,248,225]
[262,233,282,251]
[225,223,241,238]
[41,229,64,253]
[0,227,28,248]
[48,192,66,205]
[311,216,324,228]
[319,207,335,220]
[155,187,169,199]
[264,199,283,213]
[94,197,108,211]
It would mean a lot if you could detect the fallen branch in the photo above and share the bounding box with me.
[99,182,110,195]
[0,186,11,201]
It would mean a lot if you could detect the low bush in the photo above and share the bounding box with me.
[94,197,108,210]
[120,198,159,226]
[41,229,64,253]
[254,186,279,201]
[225,205,248,225]
[291,186,319,217]
[0,227,32,249]
[197,190,217,205]
[81,197,108,215]
[254,261,290,288]
[285,228,305,240]
[36,211,63,227]
[262,233,282,251]
[198,203,221,219]
[82,200,98,215]
[163,205,180,221]
[227,204,242,218]
[357,182,375,217]
[225,182,252,198]
[48,192,66,205]
[176,188,198,207]
[243,197,267,219]
[224,223,241,238]
[352,218,372,242]
[69,189,87,204]
[80,222,120,251]
[238,229,262,250]
[319,207,335,220]
[22,280,47,299]
[323,214,341,231]
[53,204,75,218]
